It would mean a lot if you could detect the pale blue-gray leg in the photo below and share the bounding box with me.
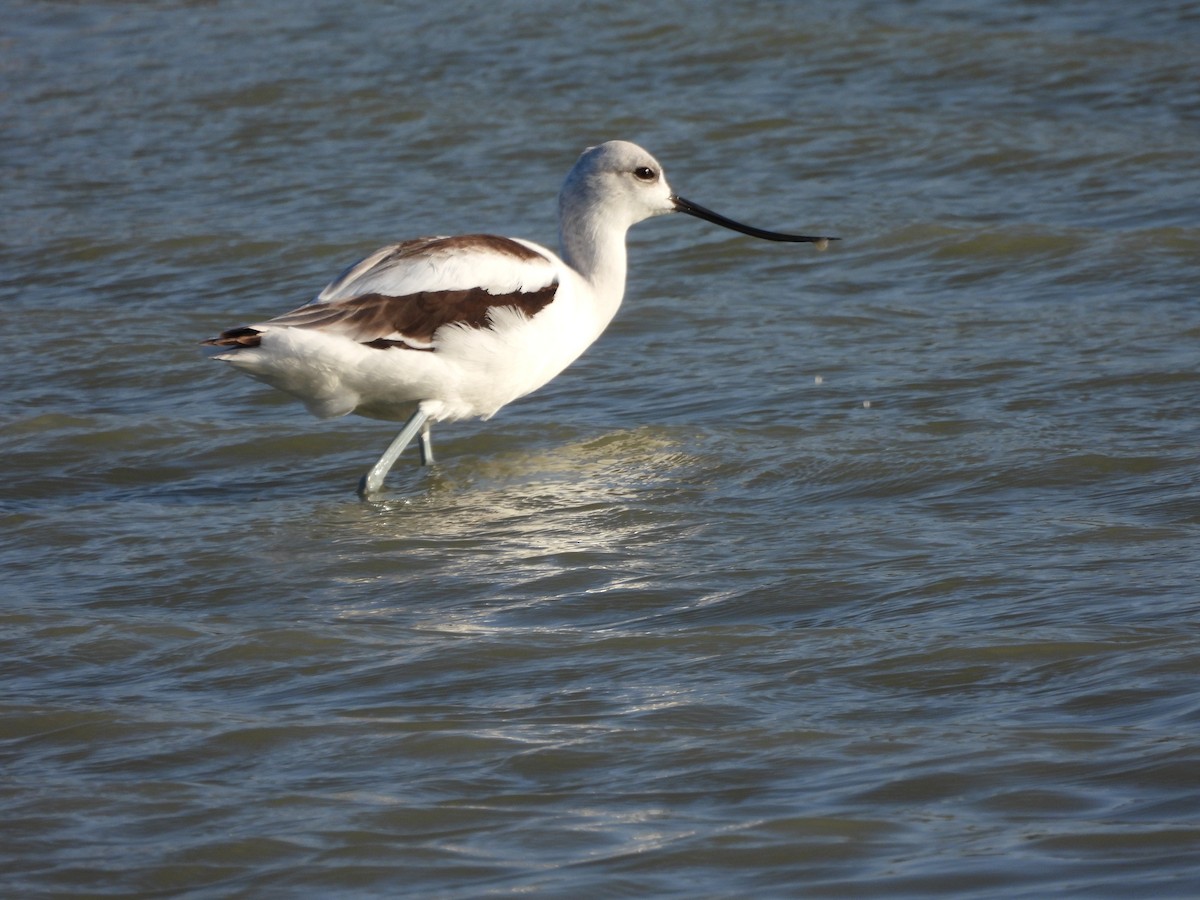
[358,407,431,497]
[418,419,434,466]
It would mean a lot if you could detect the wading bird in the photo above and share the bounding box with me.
[203,140,836,496]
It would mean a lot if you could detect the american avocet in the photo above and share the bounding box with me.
[203,140,836,497]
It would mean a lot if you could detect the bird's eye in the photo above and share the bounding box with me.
[633,166,657,182]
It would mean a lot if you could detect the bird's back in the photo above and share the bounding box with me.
[204,234,603,422]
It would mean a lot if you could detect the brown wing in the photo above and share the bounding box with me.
[203,234,560,351]
[203,286,558,351]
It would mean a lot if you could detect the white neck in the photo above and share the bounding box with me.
[557,185,633,327]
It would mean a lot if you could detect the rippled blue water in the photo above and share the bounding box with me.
[3,1,1199,896]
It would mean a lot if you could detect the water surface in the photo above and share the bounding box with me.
[2,1,1199,896]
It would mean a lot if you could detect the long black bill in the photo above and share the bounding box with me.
[672,195,838,246]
